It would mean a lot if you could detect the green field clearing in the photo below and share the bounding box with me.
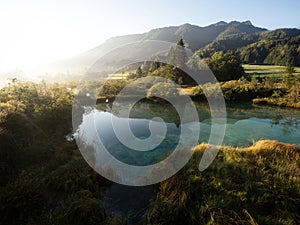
[107,72,130,80]
[243,64,300,78]
[107,65,300,80]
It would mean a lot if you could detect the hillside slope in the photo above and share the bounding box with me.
[39,21,300,77]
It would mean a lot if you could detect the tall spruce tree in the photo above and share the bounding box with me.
[174,38,187,69]
[167,38,187,69]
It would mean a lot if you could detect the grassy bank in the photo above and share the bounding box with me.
[144,140,300,225]
[188,77,300,108]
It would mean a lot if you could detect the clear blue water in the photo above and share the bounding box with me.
[79,101,300,166]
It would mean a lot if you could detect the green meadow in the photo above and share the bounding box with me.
[107,65,300,81]
[243,64,300,78]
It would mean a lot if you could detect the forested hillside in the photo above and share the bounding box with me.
[197,28,300,66]
[42,21,300,76]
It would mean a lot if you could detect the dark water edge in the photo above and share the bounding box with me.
[102,184,154,224]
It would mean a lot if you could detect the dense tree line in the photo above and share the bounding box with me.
[197,28,300,66]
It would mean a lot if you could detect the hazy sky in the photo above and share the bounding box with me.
[1,0,300,72]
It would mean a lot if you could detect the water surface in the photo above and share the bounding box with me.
[77,101,300,167]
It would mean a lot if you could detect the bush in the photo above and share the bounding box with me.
[46,157,109,194]
[190,78,275,102]
[98,80,128,97]
[147,82,180,101]
[54,190,107,225]
[0,171,46,225]
[206,51,245,81]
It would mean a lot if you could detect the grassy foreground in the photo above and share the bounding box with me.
[144,140,300,225]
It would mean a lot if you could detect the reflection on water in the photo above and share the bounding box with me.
[96,101,300,144]
[77,101,300,166]
[223,103,300,145]
[95,111,181,166]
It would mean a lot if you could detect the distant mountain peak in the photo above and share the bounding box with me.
[242,20,253,26]
[214,21,228,26]
[180,23,193,27]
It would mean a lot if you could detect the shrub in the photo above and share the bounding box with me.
[98,80,128,97]
[206,51,245,81]
[0,171,46,225]
[147,82,180,101]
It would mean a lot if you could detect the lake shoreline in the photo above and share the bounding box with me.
[102,139,300,224]
[97,95,300,109]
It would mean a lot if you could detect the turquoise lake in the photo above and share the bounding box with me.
[78,101,300,166]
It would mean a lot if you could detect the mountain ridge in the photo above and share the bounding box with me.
[39,20,299,78]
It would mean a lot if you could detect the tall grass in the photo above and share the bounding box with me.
[144,140,300,225]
